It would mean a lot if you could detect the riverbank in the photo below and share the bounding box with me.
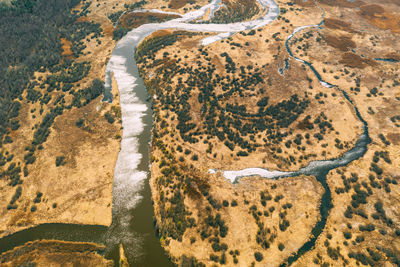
[133,0,362,264]
[0,0,216,264]
[290,1,400,265]
[0,240,112,267]
[0,0,204,242]
[136,0,400,265]
[0,0,127,240]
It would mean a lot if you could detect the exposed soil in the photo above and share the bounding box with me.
[288,1,400,266]
[385,52,400,61]
[60,38,73,57]
[358,4,384,17]
[169,0,193,9]
[325,34,356,52]
[357,4,400,33]
[339,52,377,69]
[324,18,356,33]
[120,12,181,29]
[319,0,364,8]
[295,0,315,7]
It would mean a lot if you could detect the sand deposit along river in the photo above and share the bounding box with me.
[0,1,372,266]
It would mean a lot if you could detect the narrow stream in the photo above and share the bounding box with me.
[106,2,371,265]
[223,5,372,266]
[0,1,371,266]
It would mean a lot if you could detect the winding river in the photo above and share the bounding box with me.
[0,0,371,266]
[102,0,280,265]
[105,0,370,265]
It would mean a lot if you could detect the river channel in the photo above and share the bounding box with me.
[0,0,371,266]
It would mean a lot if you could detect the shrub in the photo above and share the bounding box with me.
[236,150,248,157]
[219,253,226,264]
[279,219,290,231]
[33,192,43,203]
[210,254,219,262]
[212,242,221,252]
[55,156,66,167]
[7,204,18,210]
[254,252,263,262]
[220,243,228,251]
[355,235,364,243]
[23,166,29,177]
[359,224,375,232]
[220,225,228,237]
[10,186,22,204]
[76,118,84,127]
[113,27,129,40]
[343,231,352,239]
[104,112,115,124]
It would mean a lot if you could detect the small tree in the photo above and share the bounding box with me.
[254,252,263,262]
[104,112,115,124]
[55,156,66,167]
[76,118,84,127]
